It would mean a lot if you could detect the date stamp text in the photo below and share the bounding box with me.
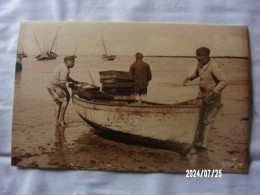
[186,169,222,178]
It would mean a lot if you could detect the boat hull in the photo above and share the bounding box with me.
[72,94,201,154]
[102,55,116,60]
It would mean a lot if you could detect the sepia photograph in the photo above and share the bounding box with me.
[11,21,250,173]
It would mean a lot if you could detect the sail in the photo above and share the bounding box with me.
[101,35,116,61]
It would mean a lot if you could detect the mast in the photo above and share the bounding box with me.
[88,71,96,85]
[50,27,60,53]
[73,44,78,56]
[20,43,24,53]
[44,42,48,52]
[33,32,43,53]
[102,35,108,55]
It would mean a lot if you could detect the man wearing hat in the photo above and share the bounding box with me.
[183,47,227,149]
[47,55,76,127]
[129,52,152,100]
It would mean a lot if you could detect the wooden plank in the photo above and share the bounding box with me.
[100,74,133,80]
[99,70,130,76]
[113,95,136,100]
[102,87,134,95]
[102,83,136,88]
[100,78,135,84]
[99,70,133,80]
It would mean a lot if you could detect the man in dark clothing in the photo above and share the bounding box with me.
[129,52,152,100]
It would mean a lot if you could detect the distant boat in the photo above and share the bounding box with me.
[101,36,116,61]
[16,52,23,72]
[37,51,58,61]
[18,44,28,58]
[34,28,59,61]
[21,51,27,58]
[102,54,116,61]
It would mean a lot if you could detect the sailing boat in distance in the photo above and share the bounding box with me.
[101,36,116,61]
[34,28,59,61]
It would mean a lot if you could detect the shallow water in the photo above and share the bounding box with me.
[12,55,250,173]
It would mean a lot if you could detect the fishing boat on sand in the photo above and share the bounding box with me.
[69,80,201,155]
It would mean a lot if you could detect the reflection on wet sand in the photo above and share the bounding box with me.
[48,125,71,168]
[15,72,22,83]
[187,149,212,170]
[48,128,192,172]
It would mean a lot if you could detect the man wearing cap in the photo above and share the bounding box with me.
[129,52,152,100]
[183,47,227,149]
[47,55,76,127]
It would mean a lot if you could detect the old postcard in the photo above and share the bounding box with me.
[12,21,251,173]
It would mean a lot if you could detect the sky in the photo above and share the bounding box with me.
[17,21,249,57]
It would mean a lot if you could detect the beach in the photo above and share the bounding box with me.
[11,55,250,173]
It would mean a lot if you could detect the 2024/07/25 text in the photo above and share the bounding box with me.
[186,169,222,178]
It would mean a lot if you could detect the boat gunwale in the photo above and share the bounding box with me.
[72,94,201,109]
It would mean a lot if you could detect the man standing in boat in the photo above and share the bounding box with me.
[47,55,77,127]
[129,52,152,100]
[183,47,227,149]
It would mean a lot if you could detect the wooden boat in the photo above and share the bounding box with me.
[70,83,201,155]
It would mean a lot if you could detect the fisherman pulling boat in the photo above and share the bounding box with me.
[47,47,227,155]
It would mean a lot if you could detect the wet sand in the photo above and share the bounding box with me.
[11,56,250,173]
